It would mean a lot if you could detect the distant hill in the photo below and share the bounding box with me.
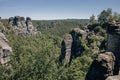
[33,19,89,36]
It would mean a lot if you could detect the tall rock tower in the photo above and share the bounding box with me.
[107,21,120,75]
[59,28,87,66]
[107,22,120,55]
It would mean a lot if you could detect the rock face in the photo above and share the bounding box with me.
[86,22,120,80]
[0,32,12,66]
[106,75,120,80]
[8,16,39,35]
[8,17,14,27]
[0,20,12,66]
[59,28,87,66]
[26,17,34,33]
[107,22,120,54]
[70,28,87,57]
[60,34,73,66]
[85,52,115,80]
[107,22,120,75]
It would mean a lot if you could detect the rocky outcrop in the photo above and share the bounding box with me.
[70,28,87,57]
[8,17,14,27]
[106,75,120,80]
[60,34,73,66]
[0,32,12,66]
[0,19,12,66]
[26,17,34,33]
[8,16,40,35]
[85,52,115,80]
[86,21,120,80]
[107,22,120,75]
[59,28,87,66]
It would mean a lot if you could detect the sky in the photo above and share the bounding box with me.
[0,0,120,20]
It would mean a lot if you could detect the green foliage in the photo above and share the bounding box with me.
[98,8,112,25]
[1,9,119,80]
[98,8,120,25]
[93,26,106,36]
[0,32,94,80]
[113,12,120,22]
[33,19,89,36]
[89,14,96,24]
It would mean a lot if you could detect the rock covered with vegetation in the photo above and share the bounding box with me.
[86,21,120,80]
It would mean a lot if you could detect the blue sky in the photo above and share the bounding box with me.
[0,0,120,20]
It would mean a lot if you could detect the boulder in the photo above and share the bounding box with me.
[85,52,115,80]
[106,75,120,80]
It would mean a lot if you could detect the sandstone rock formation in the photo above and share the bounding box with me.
[0,20,12,66]
[59,28,87,66]
[8,16,39,35]
[26,17,34,33]
[70,28,87,57]
[107,22,120,75]
[60,34,73,66]
[106,75,120,80]
[86,21,120,80]
[8,17,14,27]
[0,32,12,66]
[85,52,115,80]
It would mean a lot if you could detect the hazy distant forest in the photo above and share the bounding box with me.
[0,8,120,80]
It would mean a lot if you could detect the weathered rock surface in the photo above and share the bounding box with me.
[70,28,87,57]
[8,16,40,35]
[86,21,120,80]
[106,75,120,80]
[59,34,73,66]
[85,52,115,80]
[59,28,87,66]
[107,22,120,75]
[0,32,12,66]
[0,20,12,66]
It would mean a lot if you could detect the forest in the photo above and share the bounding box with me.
[0,8,120,80]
